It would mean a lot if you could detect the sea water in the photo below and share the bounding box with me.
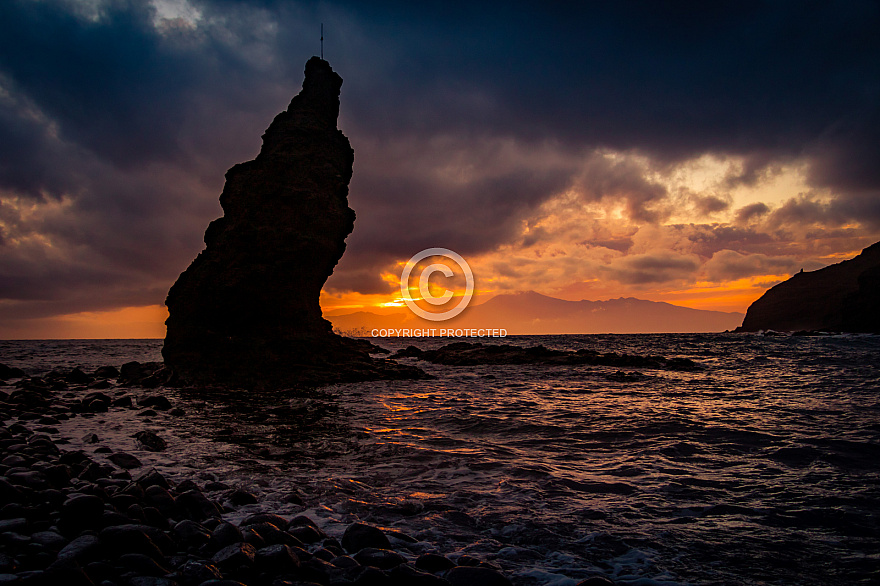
[1,333,879,585]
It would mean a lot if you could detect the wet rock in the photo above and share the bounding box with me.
[30,531,67,551]
[342,523,391,553]
[313,548,335,562]
[298,556,336,584]
[137,469,172,490]
[78,461,114,481]
[66,368,92,385]
[0,552,15,573]
[254,543,301,574]
[575,577,616,586]
[247,522,303,547]
[120,552,173,577]
[177,559,223,583]
[112,396,133,408]
[82,392,111,412]
[82,433,100,444]
[93,366,120,379]
[0,479,24,504]
[211,542,256,571]
[288,523,325,544]
[331,555,359,569]
[241,513,289,530]
[118,361,172,388]
[416,553,456,574]
[352,565,387,585]
[174,490,221,521]
[445,566,513,586]
[174,520,211,547]
[138,409,158,417]
[108,452,143,469]
[175,479,200,493]
[134,431,167,452]
[390,563,452,585]
[282,490,305,506]
[139,396,172,411]
[59,494,104,533]
[99,524,175,557]
[212,522,244,548]
[0,518,27,533]
[353,548,406,570]
[53,534,104,565]
[144,485,177,517]
[0,364,26,380]
[227,490,258,506]
[127,578,179,586]
[240,527,266,549]
[7,470,48,490]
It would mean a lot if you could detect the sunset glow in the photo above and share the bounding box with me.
[1,2,878,338]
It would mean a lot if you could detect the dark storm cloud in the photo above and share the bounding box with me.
[692,194,731,217]
[683,224,776,257]
[0,0,879,323]
[605,253,699,285]
[326,140,577,293]
[767,194,849,229]
[703,250,812,282]
[572,154,669,223]
[579,238,634,254]
[734,202,770,224]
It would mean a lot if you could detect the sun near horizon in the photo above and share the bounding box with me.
[0,273,786,339]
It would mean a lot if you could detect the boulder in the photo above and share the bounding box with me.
[342,523,391,553]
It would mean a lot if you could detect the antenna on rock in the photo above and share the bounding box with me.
[320,23,324,59]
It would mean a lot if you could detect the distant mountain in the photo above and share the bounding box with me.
[737,241,880,333]
[329,291,744,334]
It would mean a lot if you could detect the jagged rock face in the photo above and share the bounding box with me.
[163,58,418,387]
[737,241,880,333]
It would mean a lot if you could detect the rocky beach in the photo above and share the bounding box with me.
[1,357,612,586]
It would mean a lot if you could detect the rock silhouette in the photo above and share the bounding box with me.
[163,57,421,387]
[737,241,880,333]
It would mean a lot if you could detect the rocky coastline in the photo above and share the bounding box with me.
[736,241,880,333]
[0,362,614,586]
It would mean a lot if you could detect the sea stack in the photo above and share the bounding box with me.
[163,57,418,387]
[736,241,880,333]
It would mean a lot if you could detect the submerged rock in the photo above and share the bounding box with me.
[163,57,422,388]
[394,342,701,371]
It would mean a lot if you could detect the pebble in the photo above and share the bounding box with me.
[0,368,598,586]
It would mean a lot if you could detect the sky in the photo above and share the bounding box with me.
[1,0,879,338]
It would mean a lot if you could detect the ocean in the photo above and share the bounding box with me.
[1,333,879,585]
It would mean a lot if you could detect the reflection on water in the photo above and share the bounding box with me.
[2,334,880,585]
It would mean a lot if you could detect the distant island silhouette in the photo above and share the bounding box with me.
[737,241,880,333]
[329,291,744,334]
